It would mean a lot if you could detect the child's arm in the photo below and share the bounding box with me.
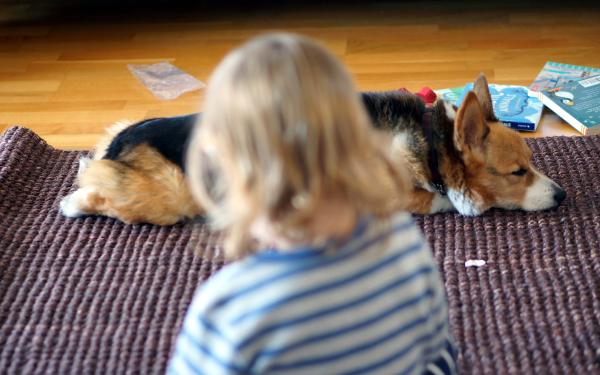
[423,264,459,375]
[168,276,249,375]
[168,315,243,375]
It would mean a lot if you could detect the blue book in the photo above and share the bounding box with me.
[541,75,600,136]
[435,86,464,106]
[529,61,600,94]
[456,83,543,132]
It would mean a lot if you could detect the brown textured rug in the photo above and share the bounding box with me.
[1,127,599,374]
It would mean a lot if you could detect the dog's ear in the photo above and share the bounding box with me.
[472,74,496,121]
[454,91,489,152]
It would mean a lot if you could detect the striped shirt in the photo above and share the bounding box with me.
[168,212,457,375]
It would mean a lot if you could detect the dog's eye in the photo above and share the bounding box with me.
[511,168,528,176]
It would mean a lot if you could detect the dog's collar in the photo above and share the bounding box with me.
[422,105,447,196]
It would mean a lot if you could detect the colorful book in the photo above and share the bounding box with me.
[456,83,543,132]
[435,87,464,106]
[528,61,600,135]
[529,61,600,95]
[540,75,600,136]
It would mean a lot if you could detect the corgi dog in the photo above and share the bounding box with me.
[364,74,566,216]
[60,74,566,225]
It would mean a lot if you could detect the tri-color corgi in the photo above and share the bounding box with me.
[60,75,566,225]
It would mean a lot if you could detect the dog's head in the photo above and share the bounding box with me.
[443,74,566,215]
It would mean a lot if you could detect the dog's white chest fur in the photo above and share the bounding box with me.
[391,132,411,157]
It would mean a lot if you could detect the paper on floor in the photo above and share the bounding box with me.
[128,62,205,100]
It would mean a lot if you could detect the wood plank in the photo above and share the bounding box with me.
[0,3,598,149]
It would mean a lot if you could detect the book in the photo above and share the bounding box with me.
[540,75,600,136]
[435,86,464,106]
[456,83,543,131]
[529,61,600,96]
[528,61,600,135]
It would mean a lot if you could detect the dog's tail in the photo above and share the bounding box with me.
[93,120,134,160]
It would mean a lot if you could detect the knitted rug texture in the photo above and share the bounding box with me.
[1,127,599,374]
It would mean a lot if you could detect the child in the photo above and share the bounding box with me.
[169,33,458,375]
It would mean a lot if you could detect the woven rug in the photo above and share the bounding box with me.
[1,127,599,374]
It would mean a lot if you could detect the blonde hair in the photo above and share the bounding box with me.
[188,33,408,258]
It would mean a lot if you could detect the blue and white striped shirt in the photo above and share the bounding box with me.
[169,212,457,375]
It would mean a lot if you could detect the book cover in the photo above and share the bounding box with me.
[541,75,600,136]
[456,83,543,131]
[435,86,464,106]
[529,61,600,95]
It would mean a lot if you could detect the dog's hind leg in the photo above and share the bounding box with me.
[60,159,122,219]
[61,146,200,225]
[60,186,106,218]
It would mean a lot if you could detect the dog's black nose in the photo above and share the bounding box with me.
[553,187,566,205]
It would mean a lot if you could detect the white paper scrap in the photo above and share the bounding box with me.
[465,259,486,268]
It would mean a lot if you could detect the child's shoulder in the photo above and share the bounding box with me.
[367,211,424,244]
[387,211,415,227]
[360,211,432,265]
[187,254,284,314]
[192,212,424,312]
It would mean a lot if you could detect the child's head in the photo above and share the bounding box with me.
[188,33,408,258]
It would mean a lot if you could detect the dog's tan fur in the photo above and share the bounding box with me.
[61,144,200,225]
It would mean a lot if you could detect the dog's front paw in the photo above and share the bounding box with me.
[447,189,485,216]
[429,194,455,214]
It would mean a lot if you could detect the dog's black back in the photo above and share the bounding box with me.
[360,91,425,133]
[103,113,198,170]
[103,92,425,172]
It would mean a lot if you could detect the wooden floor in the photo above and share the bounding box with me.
[1,2,600,149]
